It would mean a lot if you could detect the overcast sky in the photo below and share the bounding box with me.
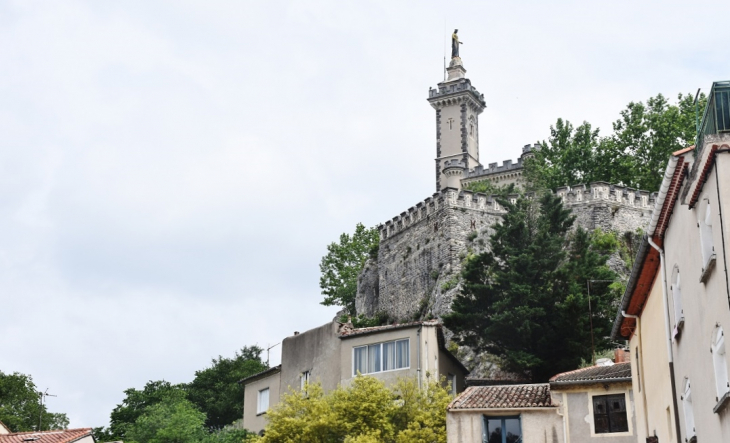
[1,0,729,429]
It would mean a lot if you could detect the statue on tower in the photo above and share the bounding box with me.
[451,29,463,58]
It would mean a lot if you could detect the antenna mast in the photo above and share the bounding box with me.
[38,389,57,431]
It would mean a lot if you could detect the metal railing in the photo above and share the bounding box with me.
[696,80,730,155]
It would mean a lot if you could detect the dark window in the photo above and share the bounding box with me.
[593,394,629,433]
[483,416,521,443]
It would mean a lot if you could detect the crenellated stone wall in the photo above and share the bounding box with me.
[355,183,656,324]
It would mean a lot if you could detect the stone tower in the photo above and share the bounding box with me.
[428,57,486,191]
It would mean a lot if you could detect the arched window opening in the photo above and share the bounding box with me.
[712,326,729,402]
[682,378,696,441]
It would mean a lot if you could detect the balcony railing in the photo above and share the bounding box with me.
[697,80,730,154]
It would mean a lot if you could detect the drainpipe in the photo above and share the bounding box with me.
[622,311,649,437]
[555,392,569,443]
[714,155,730,311]
[647,236,682,443]
[417,325,422,389]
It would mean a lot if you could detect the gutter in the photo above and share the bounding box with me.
[448,407,557,413]
[647,155,680,235]
[610,236,650,340]
[417,325,422,389]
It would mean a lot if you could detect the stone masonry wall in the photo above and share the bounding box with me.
[355,183,655,324]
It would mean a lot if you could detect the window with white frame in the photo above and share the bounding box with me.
[353,339,409,375]
[257,388,269,415]
[671,266,684,330]
[699,201,715,266]
[682,378,696,440]
[712,326,729,400]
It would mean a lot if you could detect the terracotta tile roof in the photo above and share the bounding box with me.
[550,362,631,386]
[0,429,92,443]
[338,320,439,338]
[448,384,553,410]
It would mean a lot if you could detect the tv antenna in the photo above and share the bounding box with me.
[266,343,280,367]
[38,389,57,431]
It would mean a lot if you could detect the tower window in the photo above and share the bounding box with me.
[447,118,454,130]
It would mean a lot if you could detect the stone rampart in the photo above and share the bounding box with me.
[356,183,656,323]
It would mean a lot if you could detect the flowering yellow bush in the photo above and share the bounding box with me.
[251,375,451,443]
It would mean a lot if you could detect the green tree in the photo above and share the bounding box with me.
[257,376,451,443]
[125,397,207,443]
[319,223,379,314]
[106,380,188,440]
[526,92,706,191]
[187,346,268,430]
[443,193,619,382]
[0,371,69,432]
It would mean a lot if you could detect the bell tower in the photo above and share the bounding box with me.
[427,56,486,191]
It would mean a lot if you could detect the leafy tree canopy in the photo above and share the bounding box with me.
[319,223,379,314]
[526,92,707,192]
[0,371,69,432]
[105,380,187,440]
[187,346,267,430]
[125,396,207,443]
[443,193,620,382]
[253,376,451,443]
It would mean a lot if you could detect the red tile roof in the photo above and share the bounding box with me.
[550,362,631,385]
[448,384,553,410]
[0,429,93,443]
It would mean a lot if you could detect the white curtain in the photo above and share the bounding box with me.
[354,347,367,375]
[368,344,381,373]
[383,342,396,371]
[396,339,409,369]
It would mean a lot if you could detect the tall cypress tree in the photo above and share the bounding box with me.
[444,193,618,382]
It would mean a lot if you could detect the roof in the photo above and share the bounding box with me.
[0,429,93,443]
[338,320,439,338]
[549,362,631,386]
[448,384,553,410]
[238,365,282,385]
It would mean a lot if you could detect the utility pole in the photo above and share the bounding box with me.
[38,389,57,432]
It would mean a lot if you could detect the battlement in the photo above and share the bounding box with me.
[428,79,486,106]
[463,144,540,180]
[378,182,656,240]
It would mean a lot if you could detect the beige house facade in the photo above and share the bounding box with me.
[447,363,635,443]
[240,320,468,435]
[612,80,730,443]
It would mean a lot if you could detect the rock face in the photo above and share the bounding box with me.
[355,184,654,375]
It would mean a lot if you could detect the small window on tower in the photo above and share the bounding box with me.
[470,124,474,136]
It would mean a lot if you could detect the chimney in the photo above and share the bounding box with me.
[293,331,299,336]
[614,348,631,363]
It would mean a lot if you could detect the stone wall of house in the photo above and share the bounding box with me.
[355,183,655,324]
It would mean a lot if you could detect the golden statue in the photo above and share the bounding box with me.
[451,29,463,58]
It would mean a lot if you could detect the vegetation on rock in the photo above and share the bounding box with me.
[443,193,620,382]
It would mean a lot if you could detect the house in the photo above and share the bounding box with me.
[446,361,635,442]
[611,80,730,442]
[0,429,94,443]
[0,423,9,435]
[240,319,469,435]
[549,362,635,442]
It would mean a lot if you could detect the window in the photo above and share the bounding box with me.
[257,388,269,415]
[699,201,716,267]
[593,394,629,433]
[682,378,696,440]
[482,416,521,443]
[671,266,684,333]
[300,371,310,392]
[353,339,409,375]
[712,326,729,400]
[447,373,457,396]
